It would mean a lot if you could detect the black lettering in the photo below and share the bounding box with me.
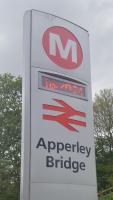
[57,142,64,153]
[64,157,71,169]
[80,146,85,154]
[60,156,63,168]
[72,144,76,152]
[65,143,71,152]
[80,162,85,170]
[77,141,79,153]
[36,137,47,149]
[72,161,79,173]
[48,141,56,152]
[55,159,61,168]
[46,156,54,167]
[86,147,91,157]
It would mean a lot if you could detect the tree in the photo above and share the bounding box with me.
[0,74,22,200]
[1,73,113,196]
[93,89,113,191]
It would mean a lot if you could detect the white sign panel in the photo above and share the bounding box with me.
[21,10,98,200]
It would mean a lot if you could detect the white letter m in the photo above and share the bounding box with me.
[49,32,77,63]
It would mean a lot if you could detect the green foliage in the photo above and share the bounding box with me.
[0,74,113,198]
[99,195,113,200]
[0,74,22,200]
[93,89,113,192]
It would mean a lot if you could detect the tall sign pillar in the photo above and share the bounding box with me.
[21,9,98,200]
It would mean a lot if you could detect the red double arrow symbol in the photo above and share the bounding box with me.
[43,99,86,132]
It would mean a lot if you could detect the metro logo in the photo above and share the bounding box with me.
[42,26,83,70]
[49,32,77,63]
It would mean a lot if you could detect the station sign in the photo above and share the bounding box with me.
[21,10,98,200]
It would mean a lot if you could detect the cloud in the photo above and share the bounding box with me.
[0,0,113,96]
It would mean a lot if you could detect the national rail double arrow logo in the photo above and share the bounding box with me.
[43,99,86,132]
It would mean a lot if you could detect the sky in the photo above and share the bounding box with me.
[0,0,113,96]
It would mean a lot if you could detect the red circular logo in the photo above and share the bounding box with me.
[42,26,83,70]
